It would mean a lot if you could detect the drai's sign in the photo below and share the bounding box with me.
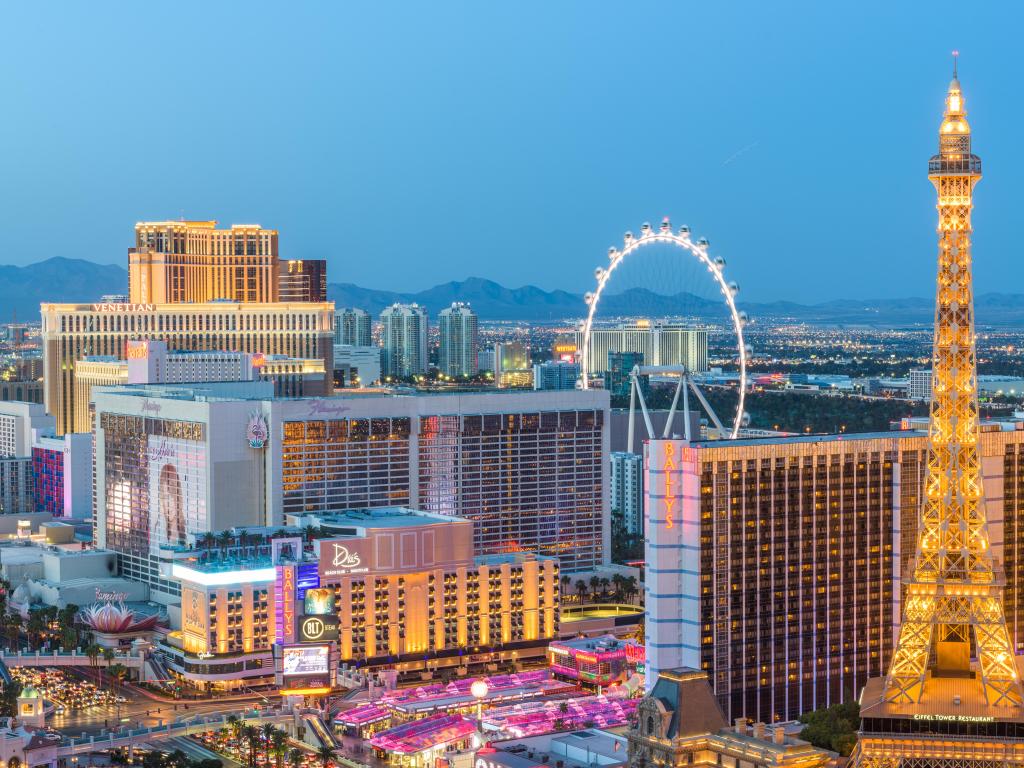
[92,303,156,313]
[912,714,995,723]
[321,543,369,577]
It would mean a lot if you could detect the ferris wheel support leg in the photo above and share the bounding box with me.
[633,375,656,442]
[664,374,686,440]
[628,373,637,455]
[680,376,692,442]
[689,379,726,436]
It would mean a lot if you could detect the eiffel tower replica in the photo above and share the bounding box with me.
[852,56,1024,768]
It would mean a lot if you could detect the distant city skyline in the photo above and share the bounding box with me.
[2,3,1023,303]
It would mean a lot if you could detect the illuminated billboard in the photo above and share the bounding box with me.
[146,436,208,556]
[304,587,335,616]
[282,644,329,677]
[298,614,340,643]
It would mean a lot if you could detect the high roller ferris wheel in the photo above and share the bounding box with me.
[578,217,750,440]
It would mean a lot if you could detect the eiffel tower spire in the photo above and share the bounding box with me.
[881,64,1023,708]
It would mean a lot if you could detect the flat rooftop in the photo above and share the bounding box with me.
[307,507,463,531]
[92,381,606,405]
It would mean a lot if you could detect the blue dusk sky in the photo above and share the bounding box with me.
[0,2,1021,303]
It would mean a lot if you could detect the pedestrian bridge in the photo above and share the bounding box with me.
[57,707,294,756]
[0,649,145,670]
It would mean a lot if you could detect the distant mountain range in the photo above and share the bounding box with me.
[2,257,1023,327]
[0,258,129,320]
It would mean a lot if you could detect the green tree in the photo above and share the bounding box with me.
[798,700,860,756]
[315,745,335,768]
[109,663,128,687]
[271,729,288,768]
[5,613,21,650]
[0,678,22,717]
[288,748,303,768]
[575,580,587,602]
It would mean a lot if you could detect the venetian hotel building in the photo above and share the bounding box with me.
[162,508,559,691]
[645,422,1024,724]
[42,300,335,434]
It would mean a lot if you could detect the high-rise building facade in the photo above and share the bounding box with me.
[335,308,372,346]
[93,383,609,583]
[278,259,327,302]
[129,221,280,304]
[610,451,643,536]
[643,419,1024,723]
[494,342,532,388]
[379,303,428,378]
[437,303,478,377]
[41,301,335,434]
[533,361,580,391]
[0,402,53,458]
[907,368,932,401]
[575,323,708,377]
[605,351,647,398]
[333,345,382,388]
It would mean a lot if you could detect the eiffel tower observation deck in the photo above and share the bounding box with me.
[852,56,1024,768]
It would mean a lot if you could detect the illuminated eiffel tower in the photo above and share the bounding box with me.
[852,56,1024,768]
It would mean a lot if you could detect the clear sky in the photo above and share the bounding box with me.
[0,2,1020,303]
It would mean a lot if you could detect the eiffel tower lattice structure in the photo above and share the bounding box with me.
[852,57,1024,768]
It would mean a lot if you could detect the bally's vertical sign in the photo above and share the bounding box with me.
[275,565,297,645]
[644,439,702,692]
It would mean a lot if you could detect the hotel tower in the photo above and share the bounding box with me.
[852,61,1024,767]
[43,220,335,434]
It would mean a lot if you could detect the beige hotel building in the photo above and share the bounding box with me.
[42,220,335,434]
[42,301,335,434]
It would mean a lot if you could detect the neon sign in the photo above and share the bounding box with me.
[126,342,149,360]
[663,442,677,529]
[246,413,269,449]
[92,303,155,313]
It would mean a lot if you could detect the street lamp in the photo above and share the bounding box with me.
[470,678,488,733]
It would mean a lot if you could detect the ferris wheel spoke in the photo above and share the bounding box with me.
[578,218,749,439]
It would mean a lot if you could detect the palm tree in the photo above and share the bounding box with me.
[271,730,288,768]
[218,530,234,555]
[589,576,601,599]
[315,745,335,768]
[241,724,260,768]
[109,663,128,688]
[288,748,303,768]
[260,722,276,747]
[199,532,217,551]
[624,575,639,603]
[85,642,101,669]
[611,574,624,602]
[575,580,587,602]
[227,714,241,740]
[5,614,21,651]
[560,574,571,599]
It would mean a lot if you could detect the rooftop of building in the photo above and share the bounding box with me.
[486,729,628,768]
[294,507,473,532]
[691,428,928,449]
[551,634,639,653]
[92,381,607,405]
[859,663,1024,723]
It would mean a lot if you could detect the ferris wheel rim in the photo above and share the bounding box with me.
[579,225,748,439]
